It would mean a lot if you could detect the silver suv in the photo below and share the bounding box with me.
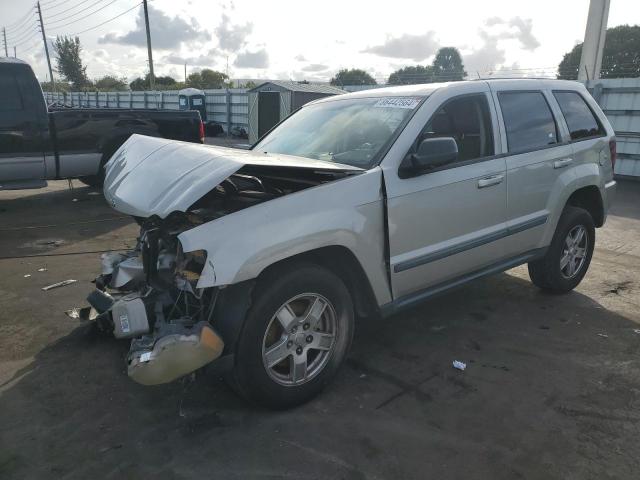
[91,79,616,408]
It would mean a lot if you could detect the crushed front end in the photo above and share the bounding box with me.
[88,212,225,386]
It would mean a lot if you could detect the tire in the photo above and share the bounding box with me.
[528,205,595,293]
[230,263,354,409]
[78,173,103,188]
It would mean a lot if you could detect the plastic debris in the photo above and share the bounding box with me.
[597,333,608,338]
[65,307,97,321]
[42,279,77,291]
[452,360,467,371]
[23,274,31,278]
[633,329,640,335]
[37,267,47,272]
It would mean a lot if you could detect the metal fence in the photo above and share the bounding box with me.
[45,79,640,178]
[587,78,640,178]
[44,89,249,134]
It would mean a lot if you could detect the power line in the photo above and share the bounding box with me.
[46,0,122,29]
[4,5,37,32]
[64,2,141,36]
[44,0,110,21]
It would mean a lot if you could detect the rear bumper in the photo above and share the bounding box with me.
[603,180,617,219]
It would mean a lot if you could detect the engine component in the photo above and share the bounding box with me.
[111,294,150,339]
[127,322,224,385]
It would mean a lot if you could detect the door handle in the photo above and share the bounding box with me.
[477,174,504,188]
[554,158,573,169]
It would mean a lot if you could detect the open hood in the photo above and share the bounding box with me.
[103,134,362,218]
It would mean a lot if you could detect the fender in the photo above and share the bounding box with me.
[540,162,602,246]
[178,168,393,306]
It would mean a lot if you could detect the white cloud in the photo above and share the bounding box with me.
[234,49,269,68]
[362,32,439,61]
[99,5,208,49]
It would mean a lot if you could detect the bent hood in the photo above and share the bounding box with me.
[103,134,362,218]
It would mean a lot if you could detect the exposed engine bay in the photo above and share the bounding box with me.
[84,166,351,386]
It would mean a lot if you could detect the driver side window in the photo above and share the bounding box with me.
[413,94,495,164]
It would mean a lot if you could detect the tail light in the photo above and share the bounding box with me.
[609,138,616,171]
[199,120,205,144]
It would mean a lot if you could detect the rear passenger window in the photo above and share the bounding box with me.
[553,91,604,140]
[498,92,557,152]
[0,73,23,111]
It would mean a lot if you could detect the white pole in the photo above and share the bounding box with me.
[578,0,610,82]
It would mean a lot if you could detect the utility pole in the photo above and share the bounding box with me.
[184,63,187,83]
[2,27,8,56]
[142,0,155,90]
[578,0,610,82]
[14,46,17,58]
[36,2,55,90]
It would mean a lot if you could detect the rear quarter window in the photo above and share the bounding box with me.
[498,91,558,153]
[553,91,605,141]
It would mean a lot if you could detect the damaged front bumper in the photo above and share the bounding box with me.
[82,226,229,386]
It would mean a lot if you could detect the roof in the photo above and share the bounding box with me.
[0,57,28,65]
[313,78,586,103]
[250,80,346,95]
[179,87,205,96]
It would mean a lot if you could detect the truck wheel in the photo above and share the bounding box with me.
[230,263,354,409]
[528,206,595,293]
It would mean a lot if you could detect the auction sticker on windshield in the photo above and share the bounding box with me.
[373,97,420,109]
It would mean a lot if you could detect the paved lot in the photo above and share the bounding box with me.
[0,178,639,479]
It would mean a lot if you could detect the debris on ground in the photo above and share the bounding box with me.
[37,267,47,272]
[65,307,97,321]
[452,360,467,371]
[597,333,609,338]
[633,329,640,335]
[42,279,77,291]
[23,274,31,278]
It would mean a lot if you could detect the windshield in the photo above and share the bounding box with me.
[253,96,424,168]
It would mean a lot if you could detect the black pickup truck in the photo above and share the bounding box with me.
[0,58,204,190]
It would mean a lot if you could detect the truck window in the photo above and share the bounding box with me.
[553,91,605,141]
[415,94,494,162]
[498,91,557,152]
[0,73,23,111]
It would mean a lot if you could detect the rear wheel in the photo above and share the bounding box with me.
[528,206,595,293]
[230,264,354,409]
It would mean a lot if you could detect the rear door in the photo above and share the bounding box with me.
[0,64,46,185]
[551,89,609,176]
[384,84,508,299]
[491,84,573,256]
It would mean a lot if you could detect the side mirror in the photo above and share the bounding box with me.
[399,137,458,178]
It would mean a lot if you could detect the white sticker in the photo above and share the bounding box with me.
[373,97,420,109]
[140,352,152,363]
[119,314,130,333]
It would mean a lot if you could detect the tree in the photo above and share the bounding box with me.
[53,36,89,89]
[187,69,229,89]
[432,47,466,81]
[558,25,640,80]
[388,65,435,85]
[94,75,128,91]
[129,74,180,91]
[387,47,467,85]
[330,69,376,86]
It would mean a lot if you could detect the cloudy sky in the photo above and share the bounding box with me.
[2,0,638,84]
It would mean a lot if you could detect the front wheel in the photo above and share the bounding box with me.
[230,264,354,409]
[528,206,595,293]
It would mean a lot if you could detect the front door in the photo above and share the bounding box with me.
[385,89,508,299]
[0,65,46,186]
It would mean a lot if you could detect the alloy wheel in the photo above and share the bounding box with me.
[261,293,337,386]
